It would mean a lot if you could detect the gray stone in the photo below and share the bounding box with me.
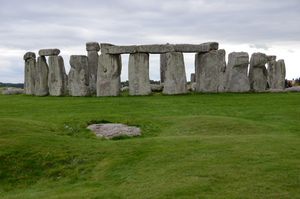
[267,55,276,61]
[266,89,286,93]
[225,52,250,92]
[68,55,91,96]
[2,89,24,95]
[97,54,122,97]
[268,59,286,90]
[122,86,129,91]
[151,84,164,92]
[24,53,36,95]
[86,42,100,51]
[23,52,36,61]
[249,53,268,92]
[195,50,226,93]
[87,51,99,94]
[285,86,300,92]
[35,56,49,96]
[128,53,151,96]
[163,52,188,94]
[191,82,196,91]
[48,56,67,96]
[138,44,174,54]
[174,42,219,52]
[190,73,195,83]
[101,44,138,54]
[39,49,60,56]
[87,123,142,139]
[160,54,167,83]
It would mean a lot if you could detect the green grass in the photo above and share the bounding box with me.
[0,91,299,198]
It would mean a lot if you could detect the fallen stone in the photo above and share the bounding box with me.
[285,86,300,92]
[249,53,268,92]
[68,55,91,96]
[128,53,151,96]
[23,52,36,61]
[39,49,60,56]
[35,56,49,96]
[48,56,68,96]
[24,53,36,95]
[86,42,100,51]
[163,52,188,94]
[151,84,164,92]
[97,54,122,97]
[87,123,142,139]
[2,89,24,95]
[225,52,250,92]
[122,86,129,91]
[195,50,226,93]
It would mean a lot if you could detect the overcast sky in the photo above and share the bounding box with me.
[0,0,299,83]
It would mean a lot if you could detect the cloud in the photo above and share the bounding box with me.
[288,49,295,53]
[249,44,272,51]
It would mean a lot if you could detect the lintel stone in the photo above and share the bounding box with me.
[23,52,36,60]
[86,42,100,51]
[267,55,276,61]
[39,49,60,56]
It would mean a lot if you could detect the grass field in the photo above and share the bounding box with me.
[0,91,299,198]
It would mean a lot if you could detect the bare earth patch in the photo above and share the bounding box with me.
[87,123,142,139]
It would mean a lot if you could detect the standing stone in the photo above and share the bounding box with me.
[128,53,151,95]
[97,54,122,97]
[86,42,100,94]
[35,56,49,96]
[268,59,286,90]
[225,52,250,92]
[23,52,36,95]
[48,56,68,96]
[249,53,268,92]
[267,56,276,89]
[163,52,188,94]
[160,54,167,84]
[190,73,196,83]
[195,50,226,93]
[68,55,91,96]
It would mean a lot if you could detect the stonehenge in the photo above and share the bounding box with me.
[23,41,289,97]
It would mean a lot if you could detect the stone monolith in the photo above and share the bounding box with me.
[191,73,195,83]
[128,53,151,95]
[195,50,226,93]
[249,53,268,92]
[23,52,36,95]
[86,42,100,94]
[68,55,91,96]
[163,52,188,94]
[268,59,286,90]
[160,54,167,84]
[225,52,250,92]
[97,54,122,97]
[48,56,67,96]
[35,56,49,96]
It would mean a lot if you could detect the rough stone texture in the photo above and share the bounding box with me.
[2,89,24,95]
[48,56,68,96]
[191,82,196,91]
[86,42,100,51]
[39,49,60,56]
[225,52,250,92]
[285,86,300,92]
[268,59,286,90]
[191,73,196,83]
[195,50,226,93]
[87,51,99,94]
[151,84,164,92]
[97,54,122,97]
[249,53,268,92]
[101,42,219,54]
[163,52,188,94]
[128,53,151,95]
[68,55,91,96]
[87,123,142,139]
[24,54,36,95]
[267,55,276,61]
[122,86,129,91]
[35,56,49,96]
[160,54,167,83]
[23,52,36,61]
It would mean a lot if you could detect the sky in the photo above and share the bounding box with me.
[0,0,299,83]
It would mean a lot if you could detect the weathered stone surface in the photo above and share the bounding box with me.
[39,49,60,56]
[160,54,167,83]
[86,42,100,51]
[138,44,174,54]
[97,54,122,97]
[249,53,268,92]
[35,56,49,96]
[2,89,24,95]
[268,59,286,90]
[190,73,195,83]
[23,52,36,61]
[225,52,250,92]
[285,86,300,92]
[87,51,99,94]
[101,45,138,54]
[151,84,164,92]
[87,123,142,139]
[68,55,91,96]
[267,55,276,61]
[163,52,188,94]
[191,82,196,91]
[48,56,67,96]
[174,42,219,52]
[195,50,226,93]
[122,86,129,91]
[128,53,151,95]
[24,53,36,95]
